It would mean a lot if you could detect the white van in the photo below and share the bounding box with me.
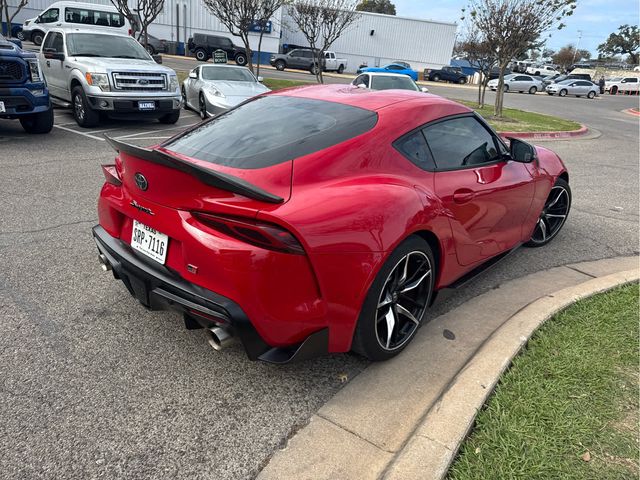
[20,1,131,46]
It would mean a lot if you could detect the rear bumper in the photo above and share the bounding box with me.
[0,86,50,118]
[92,225,329,363]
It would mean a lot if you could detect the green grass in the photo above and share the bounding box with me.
[448,283,639,480]
[456,99,582,132]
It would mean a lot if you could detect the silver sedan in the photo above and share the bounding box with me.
[182,64,271,119]
[546,79,598,98]
[488,74,543,94]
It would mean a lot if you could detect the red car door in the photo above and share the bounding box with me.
[423,115,535,266]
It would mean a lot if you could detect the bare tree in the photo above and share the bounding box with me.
[201,0,262,73]
[110,0,165,50]
[255,0,289,78]
[289,0,359,83]
[552,44,590,71]
[461,0,577,116]
[458,30,496,108]
[1,0,29,37]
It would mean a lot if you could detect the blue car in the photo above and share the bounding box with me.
[0,34,53,133]
[356,63,419,81]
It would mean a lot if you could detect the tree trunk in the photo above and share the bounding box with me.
[477,73,482,106]
[314,50,323,84]
[256,27,265,79]
[143,24,148,50]
[494,63,508,117]
[241,33,253,74]
[2,2,9,37]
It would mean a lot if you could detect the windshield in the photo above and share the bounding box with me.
[608,77,622,82]
[67,33,150,59]
[201,66,256,82]
[371,76,419,91]
[165,96,378,169]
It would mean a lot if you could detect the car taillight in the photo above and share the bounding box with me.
[193,212,305,255]
[128,28,133,36]
[102,164,122,186]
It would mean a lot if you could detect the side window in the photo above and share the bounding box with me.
[353,75,365,86]
[221,38,233,48]
[388,65,402,70]
[362,75,369,87]
[43,32,56,50]
[394,130,435,171]
[44,32,63,53]
[624,77,637,83]
[40,8,59,23]
[301,50,313,58]
[422,116,501,170]
[289,50,301,57]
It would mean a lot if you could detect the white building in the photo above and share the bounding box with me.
[10,0,457,72]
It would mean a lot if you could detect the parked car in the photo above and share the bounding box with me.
[510,60,532,73]
[427,66,467,84]
[0,34,54,133]
[352,72,428,92]
[20,1,130,46]
[606,77,640,94]
[269,49,346,74]
[488,67,512,80]
[187,33,248,65]
[182,64,270,119]
[392,61,411,69]
[358,63,419,81]
[39,29,181,127]
[526,64,560,76]
[93,85,570,363]
[138,33,167,55]
[488,74,543,93]
[542,73,593,87]
[546,79,598,98]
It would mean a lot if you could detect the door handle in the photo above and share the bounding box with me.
[46,60,50,67]
[453,188,476,204]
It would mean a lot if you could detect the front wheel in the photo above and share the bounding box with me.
[458,78,466,84]
[352,236,435,361]
[610,86,618,95]
[145,45,155,55]
[337,64,344,74]
[31,31,44,46]
[274,60,285,71]
[198,93,207,120]
[587,91,596,99]
[525,178,571,248]
[528,86,537,94]
[158,110,180,124]
[432,74,440,82]
[71,86,100,128]
[234,53,247,66]
[16,31,25,40]
[559,89,567,97]
[19,107,54,133]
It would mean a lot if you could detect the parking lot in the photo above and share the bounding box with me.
[0,72,638,479]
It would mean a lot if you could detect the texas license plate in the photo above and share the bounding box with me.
[131,220,168,264]
[138,101,156,110]
[0,101,5,113]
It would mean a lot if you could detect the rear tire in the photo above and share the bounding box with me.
[528,86,537,94]
[337,64,344,74]
[587,91,596,99]
[352,236,435,361]
[559,89,567,97]
[235,53,247,66]
[158,110,180,124]
[31,31,44,46]
[19,107,54,134]
[71,86,100,128]
[432,74,440,82]
[503,85,509,92]
[310,63,320,75]
[195,49,208,62]
[275,60,285,71]
[146,45,155,55]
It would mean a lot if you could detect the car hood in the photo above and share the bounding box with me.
[203,80,269,102]
[66,57,175,74]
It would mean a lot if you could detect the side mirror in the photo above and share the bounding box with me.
[356,83,367,89]
[44,49,64,61]
[508,138,537,163]
[152,54,162,64]
[421,86,429,93]
[188,71,197,79]
[257,76,263,82]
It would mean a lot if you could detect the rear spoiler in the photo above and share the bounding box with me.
[105,136,284,204]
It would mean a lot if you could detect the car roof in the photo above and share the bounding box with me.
[361,72,415,78]
[48,0,120,9]
[49,27,130,37]
[272,84,469,113]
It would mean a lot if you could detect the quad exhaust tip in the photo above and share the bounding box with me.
[98,253,112,271]
[206,326,235,351]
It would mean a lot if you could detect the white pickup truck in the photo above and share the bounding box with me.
[323,51,347,74]
[39,27,181,127]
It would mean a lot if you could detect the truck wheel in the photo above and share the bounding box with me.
[19,107,54,134]
[71,86,100,128]
[275,60,285,71]
[432,74,440,82]
[158,110,180,124]
[610,86,618,95]
[31,31,45,46]
[310,64,320,75]
[337,64,344,74]
[458,78,466,84]
[234,53,247,66]
[195,49,208,61]
[17,30,25,41]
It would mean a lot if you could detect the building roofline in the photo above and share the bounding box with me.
[353,9,457,27]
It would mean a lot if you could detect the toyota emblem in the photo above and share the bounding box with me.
[134,173,148,191]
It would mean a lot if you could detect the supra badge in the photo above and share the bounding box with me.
[130,200,154,215]
[134,173,148,191]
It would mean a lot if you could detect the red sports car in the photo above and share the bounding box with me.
[93,85,570,363]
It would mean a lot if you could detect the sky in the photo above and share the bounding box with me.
[392,0,640,56]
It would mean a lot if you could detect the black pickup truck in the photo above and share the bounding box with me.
[427,66,467,84]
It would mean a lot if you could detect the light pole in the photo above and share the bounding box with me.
[571,30,582,65]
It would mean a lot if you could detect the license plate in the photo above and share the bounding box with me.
[131,220,168,264]
[0,101,5,113]
[138,101,156,111]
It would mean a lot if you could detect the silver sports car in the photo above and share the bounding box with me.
[182,64,271,119]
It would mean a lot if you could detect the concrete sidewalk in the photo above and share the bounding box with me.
[258,256,639,480]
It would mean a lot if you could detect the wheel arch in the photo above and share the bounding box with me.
[558,170,569,183]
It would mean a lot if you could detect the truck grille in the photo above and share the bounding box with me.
[0,61,23,81]
[112,71,167,91]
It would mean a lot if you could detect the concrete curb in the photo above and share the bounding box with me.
[623,108,640,117]
[499,125,589,140]
[257,257,639,480]
[383,267,639,480]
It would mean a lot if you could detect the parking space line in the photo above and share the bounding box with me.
[53,124,105,141]
[114,123,198,140]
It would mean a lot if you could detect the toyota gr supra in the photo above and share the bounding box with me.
[93,85,571,363]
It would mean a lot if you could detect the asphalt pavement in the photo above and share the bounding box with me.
[0,70,638,479]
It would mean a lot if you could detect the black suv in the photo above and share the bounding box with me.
[187,33,248,65]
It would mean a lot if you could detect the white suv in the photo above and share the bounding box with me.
[526,64,560,76]
[39,28,181,127]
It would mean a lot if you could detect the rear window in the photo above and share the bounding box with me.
[371,76,418,91]
[165,96,378,169]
